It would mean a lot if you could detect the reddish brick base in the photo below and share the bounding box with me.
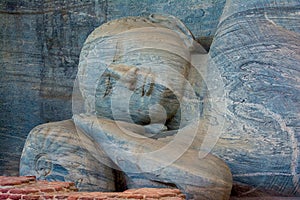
[0,176,185,200]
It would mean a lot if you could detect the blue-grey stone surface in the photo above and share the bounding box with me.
[0,0,106,175]
[106,0,226,38]
[0,0,225,176]
[208,0,300,196]
[76,15,207,132]
[4,0,300,197]
[72,114,232,199]
[20,119,118,192]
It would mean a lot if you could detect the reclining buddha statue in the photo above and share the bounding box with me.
[20,0,300,198]
[20,14,233,200]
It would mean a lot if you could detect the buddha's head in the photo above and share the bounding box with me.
[75,14,206,134]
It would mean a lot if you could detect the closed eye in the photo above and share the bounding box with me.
[103,75,112,97]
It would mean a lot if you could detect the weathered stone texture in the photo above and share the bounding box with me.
[20,120,118,192]
[106,0,226,43]
[208,0,300,196]
[20,14,233,199]
[0,0,106,176]
[0,0,225,176]
[3,0,300,198]
[73,114,232,199]
[76,15,206,130]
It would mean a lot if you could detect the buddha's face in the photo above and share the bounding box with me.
[95,62,181,128]
[77,17,204,133]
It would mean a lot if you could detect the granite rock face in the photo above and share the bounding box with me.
[0,0,225,176]
[207,0,300,196]
[0,0,106,176]
[106,0,226,50]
